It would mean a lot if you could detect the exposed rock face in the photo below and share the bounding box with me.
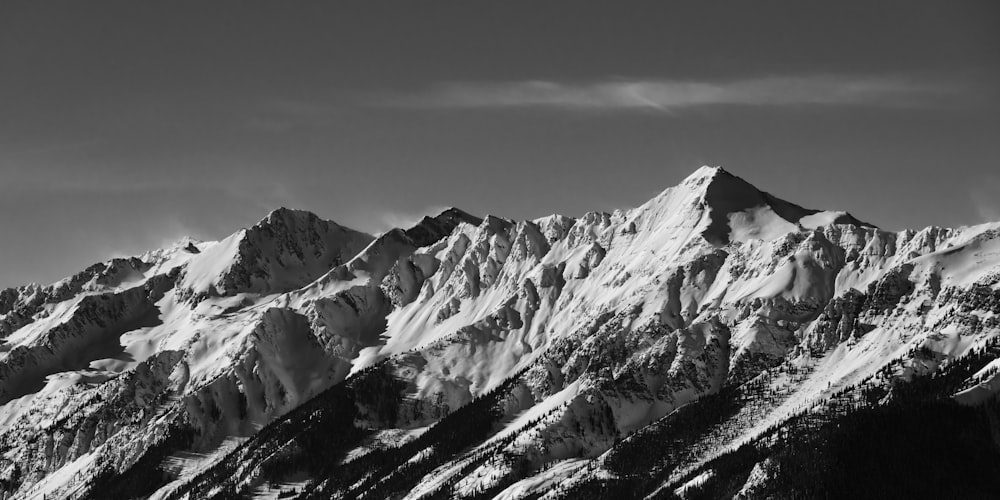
[0,167,998,500]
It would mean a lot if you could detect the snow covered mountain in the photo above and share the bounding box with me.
[2,166,999,499]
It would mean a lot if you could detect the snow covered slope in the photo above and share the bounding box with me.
[1,167,997,500]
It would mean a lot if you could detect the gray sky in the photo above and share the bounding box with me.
[1,1,999,288]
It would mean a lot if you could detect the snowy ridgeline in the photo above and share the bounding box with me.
[0,166,998,499]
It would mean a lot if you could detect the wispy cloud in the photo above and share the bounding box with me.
[243,98,346,133]
[381,75,959,111]
[971,176,1000,223]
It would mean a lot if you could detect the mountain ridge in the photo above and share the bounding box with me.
[0,166,998,500]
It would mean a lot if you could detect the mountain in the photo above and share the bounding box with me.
[1,166,998,499]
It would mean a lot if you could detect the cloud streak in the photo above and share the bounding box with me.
[383,75,959,111]
[971,176,1000,223]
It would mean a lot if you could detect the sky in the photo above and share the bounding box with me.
[1,1,998,288]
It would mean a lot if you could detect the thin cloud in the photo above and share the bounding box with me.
[382,75,959,111]
[971,176,1000,223]
[244,98,347,133]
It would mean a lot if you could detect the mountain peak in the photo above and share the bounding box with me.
[644,166,874,245]
[682,165,731,186]
[404,207,483,247]
[179,208,374,299]
[257,207,325,228]
[432,207,482,226]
